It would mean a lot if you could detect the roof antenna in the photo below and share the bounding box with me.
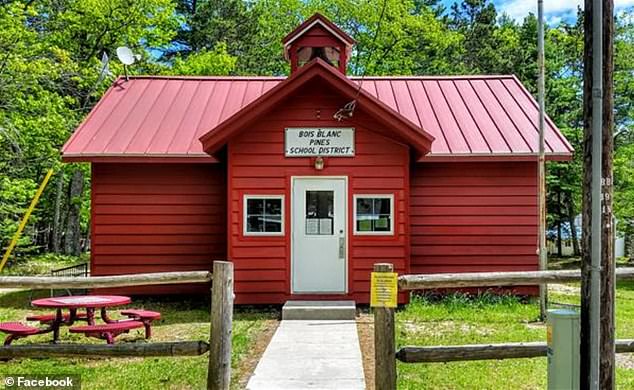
[97,52,112,84]
[81,52,114,110]
[116,46,140,81]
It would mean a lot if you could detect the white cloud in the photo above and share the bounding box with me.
[496,0,634,22]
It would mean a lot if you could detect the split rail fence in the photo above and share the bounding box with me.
[373,263,634,390]
[0,261,234,390]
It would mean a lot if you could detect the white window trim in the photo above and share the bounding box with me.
[243,195,285,236]
[353,194,395,235]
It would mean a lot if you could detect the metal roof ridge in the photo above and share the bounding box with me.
[351,75,517,80]
[116,74,518,81]
[120,75,287,81]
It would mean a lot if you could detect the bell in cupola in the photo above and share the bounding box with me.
[282,13,356,75]
[296,46,341,67]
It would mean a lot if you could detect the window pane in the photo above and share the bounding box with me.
[264,199,282,216]
[374,215,391,231]
[265,218,282,232]
[247,199,264,215]
[247,215,264,232]
[306,190,333,235]
[356,219,373,232]
[356,196,392,233]
[246,197,282,234]
[374,198,391,215]
[356,198,373,215]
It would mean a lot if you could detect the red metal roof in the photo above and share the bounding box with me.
[282,13,356,46]
[62,74,573,162]
[199,58,434,158]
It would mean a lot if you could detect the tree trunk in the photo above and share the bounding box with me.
[568,198,581,257]
[580,1,615,388]
[51,170,64,253]
[64,170,84,257]
[600,1,615,387]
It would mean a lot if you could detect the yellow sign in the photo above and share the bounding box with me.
[370,272,398,308]
[547,324,553,346]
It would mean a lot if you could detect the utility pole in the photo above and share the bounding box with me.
[536,0,547,322]
[580,0,605,388]
[600,0,615,388]
[589,0,603,385]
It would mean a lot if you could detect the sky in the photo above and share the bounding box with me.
[441,0,634,24]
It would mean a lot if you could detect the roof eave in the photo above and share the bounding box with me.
[418,152,573,163]
[282,13,356,46]
[61,153,219,163]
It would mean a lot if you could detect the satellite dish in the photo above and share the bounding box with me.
[116,46,139,81]
[116,46,136,65]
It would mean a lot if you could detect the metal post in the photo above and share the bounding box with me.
[590,0,603,387]
[547,309,580,390]
[537,0,548,322]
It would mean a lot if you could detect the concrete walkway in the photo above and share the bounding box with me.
[247,320,366,389]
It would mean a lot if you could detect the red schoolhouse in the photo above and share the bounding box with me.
[62,14,572,304]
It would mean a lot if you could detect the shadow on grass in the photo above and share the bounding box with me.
[0,289,50,309]
[548,256,581,270]
[616,280,634,291]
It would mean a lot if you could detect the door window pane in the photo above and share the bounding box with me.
[355,195,393,234]
[245,196,283,234]
[306,190,334,235]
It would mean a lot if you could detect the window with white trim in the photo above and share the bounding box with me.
[354,195,394,234]
[244,195,284,235]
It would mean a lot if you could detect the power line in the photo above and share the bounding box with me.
[334,0,388,121]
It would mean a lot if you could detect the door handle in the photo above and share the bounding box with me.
[339,236,345,260]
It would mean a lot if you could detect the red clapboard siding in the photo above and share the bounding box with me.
[228,84,409,304]
[410,162,538,279]
[91,163,226,294]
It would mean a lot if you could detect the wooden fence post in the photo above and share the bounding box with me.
[208,261,234,390]
[374,263,396,390]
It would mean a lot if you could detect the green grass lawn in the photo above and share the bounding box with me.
[0,289,277,390]
[2,253,89,276]
[395,282,634,389]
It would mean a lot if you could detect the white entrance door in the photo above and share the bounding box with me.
[292,177,347,293]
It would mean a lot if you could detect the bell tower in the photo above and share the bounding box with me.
[282,13,355,75]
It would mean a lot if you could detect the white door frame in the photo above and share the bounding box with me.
[290,176,348,294]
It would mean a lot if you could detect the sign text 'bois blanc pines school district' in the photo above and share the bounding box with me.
[285,128,355,157]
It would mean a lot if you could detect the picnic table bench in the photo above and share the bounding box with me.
[69,321,145,344]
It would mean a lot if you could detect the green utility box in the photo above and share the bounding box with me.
[547,309,580,390]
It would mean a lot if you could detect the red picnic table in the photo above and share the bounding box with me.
[0,295,160,345]
[32,295,131,339]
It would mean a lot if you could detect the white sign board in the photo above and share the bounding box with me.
[285,128,355,157]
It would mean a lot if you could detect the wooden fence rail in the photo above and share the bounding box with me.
[0,341,209,359]
[396,339,634,363]
[0,271,212,289]
[398,267,634,290]
[0,263,232,390]
[375,265,634,390]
